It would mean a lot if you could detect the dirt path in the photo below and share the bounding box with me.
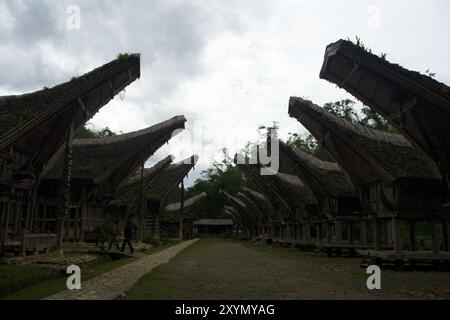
[46,239,198,300]
[123,238,450,299]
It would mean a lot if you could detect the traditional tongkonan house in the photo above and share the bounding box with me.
[0,54,140,256]
[40,116,186,244]
[278,140,362,252]
[221,189,257,239]
[289,97,448,256]
[108,156,173,241]
[240,187,274,239]
[224,205,242,236]
[319,40,449,194]
[234,154,317,245]
[162,192,206,239]
[142,155,198,240]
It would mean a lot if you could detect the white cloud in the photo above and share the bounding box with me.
[1,0,449,186]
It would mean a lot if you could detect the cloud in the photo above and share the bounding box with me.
[1,0,449,186]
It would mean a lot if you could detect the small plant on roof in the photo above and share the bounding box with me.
[425,68,436,78]
[116,52,132,62]
[348,36,372,53]
[380,52,388,60]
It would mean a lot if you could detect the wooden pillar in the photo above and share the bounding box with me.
[316,224,321,243]
[348,221,354,244]
[442,220,449,252]
[431,220,440,254]
[373,218,381,251]
[326,222,332,244]
[179,180,185,241]
[392,218,402,254]
[360,220,367,246]
[0,202,11,256]
[335,220,342,245]
[409,220,416,251]
[56,116,75,251]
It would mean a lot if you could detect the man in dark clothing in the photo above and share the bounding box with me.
[120,220,137,254]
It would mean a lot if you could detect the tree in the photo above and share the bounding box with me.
[323,99,359,122]
[75,125,117,139]
[184,148,247,219]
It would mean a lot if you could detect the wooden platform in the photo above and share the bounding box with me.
[359,250,450,270]
[316,243,373,257]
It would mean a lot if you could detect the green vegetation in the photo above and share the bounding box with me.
[122,238,450,299]
[0,264,62,298]
[1,257,135,300]
[116,52,132,62]
[75,125,117,139]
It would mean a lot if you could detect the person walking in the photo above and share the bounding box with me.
[120,220,137,254]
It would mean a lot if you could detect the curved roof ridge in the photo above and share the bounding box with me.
[289,97,410,147]
[73,115,186,146]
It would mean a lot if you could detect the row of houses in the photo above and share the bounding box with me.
[0,54,199,256]
[225,39,449,264]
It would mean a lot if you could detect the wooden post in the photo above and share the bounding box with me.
[409,220,416,251]
[0,202,11,257]
[431,220,440,254]
[326,222,332,244]
[348,221,354,244]
[373,218,381,251]
[360,220,367,246]
[56,117,75,252]
[316,224,321,243]
[179,180,185,241]
[335,220,342,245]
[392,218,402,254]
[442,220,449,252]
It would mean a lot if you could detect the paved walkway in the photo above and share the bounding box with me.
[46,239,198,300]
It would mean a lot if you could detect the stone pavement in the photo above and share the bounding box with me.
[46,239,199,300]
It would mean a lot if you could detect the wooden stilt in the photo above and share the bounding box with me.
[348,221,354,244]
[392,218,402,254]
[431,220,440,254]
[360,220,367,246]
[326,222,332,244]
[335,220,342,245]
[442,220,449,252]
[373,218,381,251]
[409,220,416,251]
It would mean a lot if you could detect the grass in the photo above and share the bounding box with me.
[1,257,135,300]
[122,238,450,300]
[0,239,183,300]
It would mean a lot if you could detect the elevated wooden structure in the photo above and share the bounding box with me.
[0,54,140,255]
[319,39,449,191]
[289,97,448,255]
[39,116,185,243]
[278,140,362,249]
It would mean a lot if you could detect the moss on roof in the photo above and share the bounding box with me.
[289,97,439,181]
[321,39,450,100]
[0,54,140,137]
[43,116,185,185]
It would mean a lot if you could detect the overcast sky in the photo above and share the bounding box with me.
[1,0,449,186]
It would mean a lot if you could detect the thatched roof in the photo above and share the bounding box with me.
[0,54,140,170]
[43,116,186,195]
[165,192,207,212]
[193,219,233,226]
[234,154,317,220]
[319,39,449,184]
[146,155,198,202]
[289,97,440,185]
[278,141,356,198]
[110,156,173,208]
